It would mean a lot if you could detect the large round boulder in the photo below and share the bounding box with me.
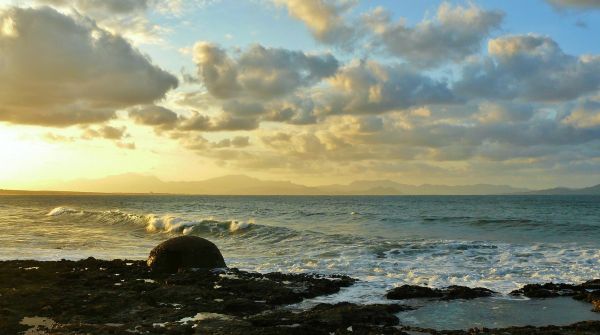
[147,236,226,273]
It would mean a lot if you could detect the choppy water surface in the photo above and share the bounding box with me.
[1,195,599,329]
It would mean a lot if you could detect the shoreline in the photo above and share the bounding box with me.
[1,258,599,334]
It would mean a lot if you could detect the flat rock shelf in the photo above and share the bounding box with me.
[1,258,599,334]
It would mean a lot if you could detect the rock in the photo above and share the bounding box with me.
[443,285,495,300]
[510,283,582,298]
[574,290,600,313]
[386,285,443,300]
[386,284,495,300]
[147,236,226,273]
[581,279,600,290]
[249,302,410,334]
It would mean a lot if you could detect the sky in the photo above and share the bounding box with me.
[1,0,600,189]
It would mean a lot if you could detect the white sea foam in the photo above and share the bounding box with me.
[229,219,254,232]
[47,206,78,216]
[45,206,255,236]
[144,214,254,234]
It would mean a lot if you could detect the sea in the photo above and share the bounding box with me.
[1,195,599,329]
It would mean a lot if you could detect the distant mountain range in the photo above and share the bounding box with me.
[3,173,598,195]
[8,173,534,195]
[519,184,600,195]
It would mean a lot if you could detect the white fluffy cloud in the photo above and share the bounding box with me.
[194,42,339,100]
[455,35,600,102]
[274,0,359,49]
[277,1,503,68]
[365,3,503,67]
[36,0,168,44]
[320,60,456,115]
[0,6,178,127]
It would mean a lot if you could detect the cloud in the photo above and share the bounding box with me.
[43,132,75,142]
[274,0,359,49]
[276,1,503,67]
[174,134,251,152]
[81,125,128,140]
[177,112,259,131]
[36,0,176,44]
[78,124,136,149]
[193,42,339,99]
[563,99,600,127]
[0,7,178,127]
[365,2,504,68]
[128,105,180,129]
[116,141,136,150]
[546,0,600,9]
[455,34,600,102]
[320,60,456,115]
[38,0,150,14]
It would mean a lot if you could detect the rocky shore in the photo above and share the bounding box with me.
[0,237,598,334]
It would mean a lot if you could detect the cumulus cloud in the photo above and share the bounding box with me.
[128,105,180,129]
[365,3,504,68]
[455,34,600,102]
[177,112,259,132]
[274,0,359,49]
[563,99,600,127]
[174,134,250,152]
[38,0,149,14]
[81,125,128,140]
[546,0,600,9]
[276,1,503,67]
[0,7,178,127]
[194,42,339,99]
[36,0,168,44]
[321,60,456,115]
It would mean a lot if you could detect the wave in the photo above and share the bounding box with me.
[46,207,255,235]
[47,206,79,216]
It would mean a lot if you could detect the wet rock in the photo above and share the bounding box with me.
[581,279,600,290]
[0,259,357,334]
[403,321,600,335]
[147,236,226,273]
[443,285,495,300]
[574,290,600,313]
[249,302,410,334]
[386,285,494,300]
[510,280,600,313]
[386,285,444,299]
[510,283,581,298]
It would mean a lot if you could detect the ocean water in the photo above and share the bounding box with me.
[1,195,599,328]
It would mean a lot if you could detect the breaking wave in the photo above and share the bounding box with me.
[46,206,255,236]
[47,206,79,216]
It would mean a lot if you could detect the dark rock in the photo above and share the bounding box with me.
[510,283,582,298]
[574,290,600,313]
[0,259,359,334]
[249,302,410,334]
[581,279,600,290]
[443,285,495,300]
[510,280,600,313]
[386,284,495,300]
[386,285,443,300]
[147,236,226,273]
